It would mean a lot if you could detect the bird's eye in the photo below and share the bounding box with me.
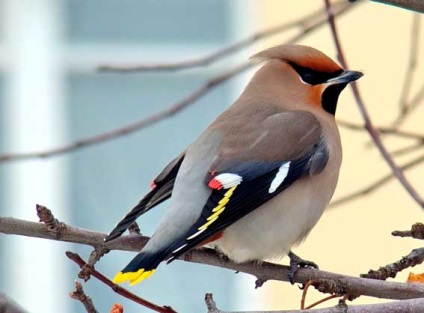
[289,63,342,86]
[303,73,313,82]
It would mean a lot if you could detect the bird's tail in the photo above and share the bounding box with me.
[113,250,168,286]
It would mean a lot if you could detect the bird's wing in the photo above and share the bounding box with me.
[105,152,185,242]
[167,110,329,261]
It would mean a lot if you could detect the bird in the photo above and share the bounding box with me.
[105,44,363,286]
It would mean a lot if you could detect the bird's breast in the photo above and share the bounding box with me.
[211,142,341,263]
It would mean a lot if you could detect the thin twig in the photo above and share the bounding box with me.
[79,247,110,281]
[398,15,421,118]
[397,82,424,126]
[330,153,424,207]
[2,214,424,300]
[390,141,423,157]
[0,293,27,313]
[338,120,424,141]
[98,1,354,73]
[67,251,177,313]
[301,280,314,309]
[392,222,424,240]
[205,293,424,313]
[370,0,424,13]
[324,0,424,208]
[69,281,98,313]
[304,294,340,310]
[0,2,359,164]
[0,63,249,164]
[361,247,424,280]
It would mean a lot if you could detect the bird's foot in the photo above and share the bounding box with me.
[288,251,319,284]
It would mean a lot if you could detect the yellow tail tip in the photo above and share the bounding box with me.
[112,269,156,286]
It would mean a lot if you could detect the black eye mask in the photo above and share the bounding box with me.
[290,63,343,86]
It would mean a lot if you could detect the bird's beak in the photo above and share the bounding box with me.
[326,70,363,85]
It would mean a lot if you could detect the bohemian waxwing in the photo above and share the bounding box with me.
[106,44,363,285]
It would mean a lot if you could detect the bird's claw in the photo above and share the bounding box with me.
[288,251,319,284]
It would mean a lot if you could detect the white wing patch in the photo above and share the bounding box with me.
[186,228,207,240]
[213,173,243,189]
[269,162,291,193]
[172,243,188,254]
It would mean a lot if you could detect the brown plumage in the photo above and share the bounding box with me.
[106,44,363,285]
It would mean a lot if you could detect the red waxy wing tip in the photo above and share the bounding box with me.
[208,178,223,190]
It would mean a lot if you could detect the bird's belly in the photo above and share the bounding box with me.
[211,173,337,263]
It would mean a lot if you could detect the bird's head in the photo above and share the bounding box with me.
[251,44,363,115]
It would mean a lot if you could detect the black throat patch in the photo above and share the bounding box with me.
[321,83,347,115]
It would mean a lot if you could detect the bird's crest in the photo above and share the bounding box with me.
[251,44,342,74]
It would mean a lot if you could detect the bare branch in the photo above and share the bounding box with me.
[2,214,424,300]
[205,293,424,313]
[301,281,341,310]
[398,15,421,119]
[338,120,424,141]
[324,0,424,208]
[392,222,424,240]
[330,153,424,207]
[369,0,424,13]
[69,281,98,313]
[67,252,177,313]
[98,1,355,73]
[0,293,27,313]
[79,247,110,281]
[0,2,359,164]
[304,295,340,310]
[390,141,423,157]
[397,82,424,125]
[361,247,424,280]
[0,63,249,164]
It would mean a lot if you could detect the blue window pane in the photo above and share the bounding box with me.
[66,73,236,312]
[65,0,230,43]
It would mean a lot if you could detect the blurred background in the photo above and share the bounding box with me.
[0,0,423,312]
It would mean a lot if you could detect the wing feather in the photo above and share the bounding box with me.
[105,152,185,242]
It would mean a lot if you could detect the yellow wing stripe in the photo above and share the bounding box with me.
[212,201,226,213]
[198,186,237,230]
[207,207,225,220]
[198,216,219,230]
[113,268,156,286]
[224,187,236,197]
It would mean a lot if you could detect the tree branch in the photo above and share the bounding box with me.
[324,0,424,208]
[330,153,424,207]
[2,214,424,301]
[370,0,424,13]
[67,252,177,313]
[205,293,424,313]
[392,222,424,240]
[98,1,355,73]
[0,1,359,164]
[397,14,421,123]
[0,293,27,313]
[0,63,249,164]
[361,247,424,280]
[69,281,98,313]
[390,141,423,157]
[338,120,424,141]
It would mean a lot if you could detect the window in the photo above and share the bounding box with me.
[0,1,252,311]
[66,0,230,44]
[67,73,232,313]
